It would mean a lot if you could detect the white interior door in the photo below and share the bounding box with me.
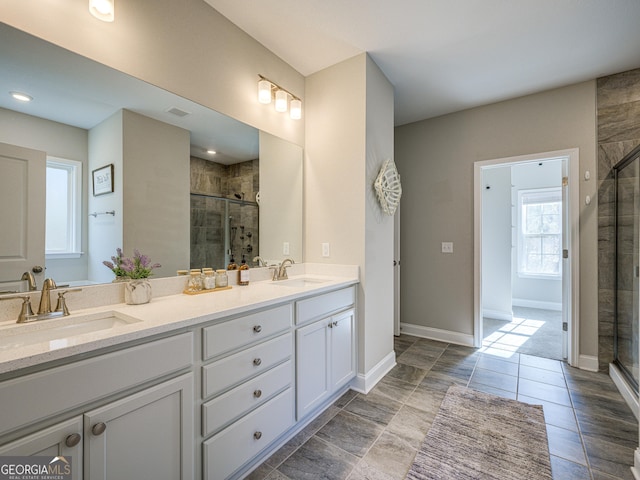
[561,159,570,361]
[0,142,46,286]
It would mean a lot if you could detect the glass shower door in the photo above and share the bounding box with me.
[615,152,640,391]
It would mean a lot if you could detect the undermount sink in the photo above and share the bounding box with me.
[272,277,329,288]
[0,311,142,351]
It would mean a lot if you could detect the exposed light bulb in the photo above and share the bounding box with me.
[290,99,302,120]
[10,91,32,102]
[275,90,288,113]
[89,0,115,22]
[206,149,217,155]
[258,79,272,104]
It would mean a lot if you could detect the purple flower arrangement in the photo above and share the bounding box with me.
[103,248,161,279]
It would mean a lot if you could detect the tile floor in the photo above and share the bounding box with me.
[247,335,638,480]
[483,307,563,360]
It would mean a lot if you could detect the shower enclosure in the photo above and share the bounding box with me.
[190,193,259,271]
[613,145,640,393]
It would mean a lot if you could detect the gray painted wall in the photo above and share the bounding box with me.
[395,81,598,358]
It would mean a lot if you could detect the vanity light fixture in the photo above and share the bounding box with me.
[89,0,115,22]
[257,74,302,120]
[258,79,272,104]
[275,90,288,113]
[10,91,33,102]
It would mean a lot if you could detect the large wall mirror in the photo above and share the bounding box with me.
[0,23,303,291]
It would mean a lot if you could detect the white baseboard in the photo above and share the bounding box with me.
[400,323,474,347]
[512,298,562,311]
[632,448,640,480]
[482,309,513,322]
[578,354,599,372]
[352,350,396,394]
[610,363,639,421]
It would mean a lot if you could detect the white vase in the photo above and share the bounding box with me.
[124,279,152,305]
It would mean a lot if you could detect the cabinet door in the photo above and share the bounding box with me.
[330,309,356,391]
[0,417,83,480]
[296,319,330,419]
[84,373,194,480]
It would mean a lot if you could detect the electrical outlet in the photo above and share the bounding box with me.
[441,242,453,253]
[283,242,290,255]
[322,243,330,257]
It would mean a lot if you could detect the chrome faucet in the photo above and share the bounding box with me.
[274,258,295,281]
[37,278,57,315]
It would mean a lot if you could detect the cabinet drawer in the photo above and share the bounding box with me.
[0,332,193,436]
[296,286,355,326]
[202,360,292,436]
[203,388,294,480]
[203,304,292,360]
[202,332,292,399]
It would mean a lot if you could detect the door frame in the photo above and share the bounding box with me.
[473,148,580,366]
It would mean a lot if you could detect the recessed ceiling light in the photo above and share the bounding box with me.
[207,150,217,155]
[10,91,33,102]
[89,0,115,22]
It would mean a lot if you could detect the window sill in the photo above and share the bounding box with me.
[46,252,83,260]
[517,272,561,281]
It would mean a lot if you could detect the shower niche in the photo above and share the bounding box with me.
[613,144,640,393]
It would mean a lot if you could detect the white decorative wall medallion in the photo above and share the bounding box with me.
[374,159,402,215]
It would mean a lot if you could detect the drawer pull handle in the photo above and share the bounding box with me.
[65,433,82,448]
[253,358,262,366]
[254,431,262,440]
[253,325,262,333]
[91,422,107,436]
[333,321,338,327]
[254,389,262,398]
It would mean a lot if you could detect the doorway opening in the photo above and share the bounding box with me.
[473,149,579,366]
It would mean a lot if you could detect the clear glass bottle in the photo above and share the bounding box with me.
[238,257,250,286]
[203,270,216,289]
[215,269,228,288]
[187,271,203,292]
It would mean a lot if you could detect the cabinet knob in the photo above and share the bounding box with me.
[333,321,338,327]
[253,389,262,398]
[253,325,262,333]
[91,422,107,436]
[253,431,262,440]
[253,358,262,366]
[328,322,333,328]
[65,433,82,447]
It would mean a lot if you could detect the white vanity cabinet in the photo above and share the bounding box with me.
[0,333,194,480]
[295,287,356,419]
[0,417,84,480]
[200,304,294,480]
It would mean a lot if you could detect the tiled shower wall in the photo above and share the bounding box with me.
[190,157,259,270]
[597,68,640,370]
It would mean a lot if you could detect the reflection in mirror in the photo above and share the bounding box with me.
[0,23,302,293]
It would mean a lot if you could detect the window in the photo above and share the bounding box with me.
[46,157,82,257]
[517,188,562,278]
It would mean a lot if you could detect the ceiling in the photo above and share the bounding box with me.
[205,0,640,126]
[0,23,258,164]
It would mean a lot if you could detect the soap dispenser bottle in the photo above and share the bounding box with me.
[238,256,250,286]
[227,255,238,270]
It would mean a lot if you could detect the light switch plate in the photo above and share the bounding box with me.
[442,242,453,253]
[322,243,330,257]
[283,242,290,255]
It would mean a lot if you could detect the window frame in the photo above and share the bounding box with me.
[45,156,83,259]
[516,187,562,280]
